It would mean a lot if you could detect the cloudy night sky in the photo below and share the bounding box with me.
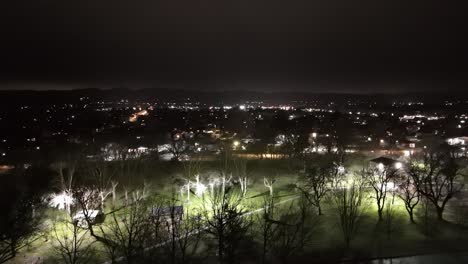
[0,0,467,93]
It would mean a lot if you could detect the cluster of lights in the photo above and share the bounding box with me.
[377,162,403,171]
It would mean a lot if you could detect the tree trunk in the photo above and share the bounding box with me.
[377,208,383,222]
[409,210,416,224]
[436,206,444,221]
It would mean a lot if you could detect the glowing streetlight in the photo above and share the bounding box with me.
[394,162,402,170]
[338,165,345,175]
[49,192,74,213]
[377,163,384,171]
[194,175,206,196]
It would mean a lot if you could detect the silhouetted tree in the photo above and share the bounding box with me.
[396,175,420,223]
[51,215,96,264]
[256,195,278,263]
[408,152,464,220]
[300,163,332,215]
[0,167,49,263]
[363,164,399,221]
[330,176,365,248]
[203,187,251,264]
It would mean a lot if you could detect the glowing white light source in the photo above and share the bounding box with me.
[394,162,402,169]
[49,192,74,211]
[239,105,246,110]
[195,182,206,196]
[233,141,240,147]
[312,132,317,138]
[338,165,345,175]
[377,163,385,171]
[194,175,206,196]
[386,182,395,191]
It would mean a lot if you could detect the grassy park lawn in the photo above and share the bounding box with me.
[7,156,468,263]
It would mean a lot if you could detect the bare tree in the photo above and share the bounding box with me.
[74,186,152,264]
[181,157,203,201]
[51,216,96,264]
[168,137,188,161]
[233,158,249,198]
[105,199,151,263]
[330,176,365,248]
[0,197,42,263]
[382,200,397,240]
[51,160,76,193]
[300,163,333,215]
[296,192,317,252]
[256,193,318,262]
[362,165,399,221]
[257,195,278,263]
[263,177,275,197]
[270,201,301,260]
[51,160,77,213]
[203,186,251,264]
[90,165,117,211]
[182,157,202,181]
[396,175,420,223]
[408,152,464,220]
[157,199,203,264]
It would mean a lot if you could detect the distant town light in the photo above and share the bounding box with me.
[239,105,246,110]
[312,132,317,138]
[403,150,412,157]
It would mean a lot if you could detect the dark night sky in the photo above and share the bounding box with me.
[0,0,467,93]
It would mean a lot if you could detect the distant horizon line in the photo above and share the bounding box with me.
[0,87,467,96]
